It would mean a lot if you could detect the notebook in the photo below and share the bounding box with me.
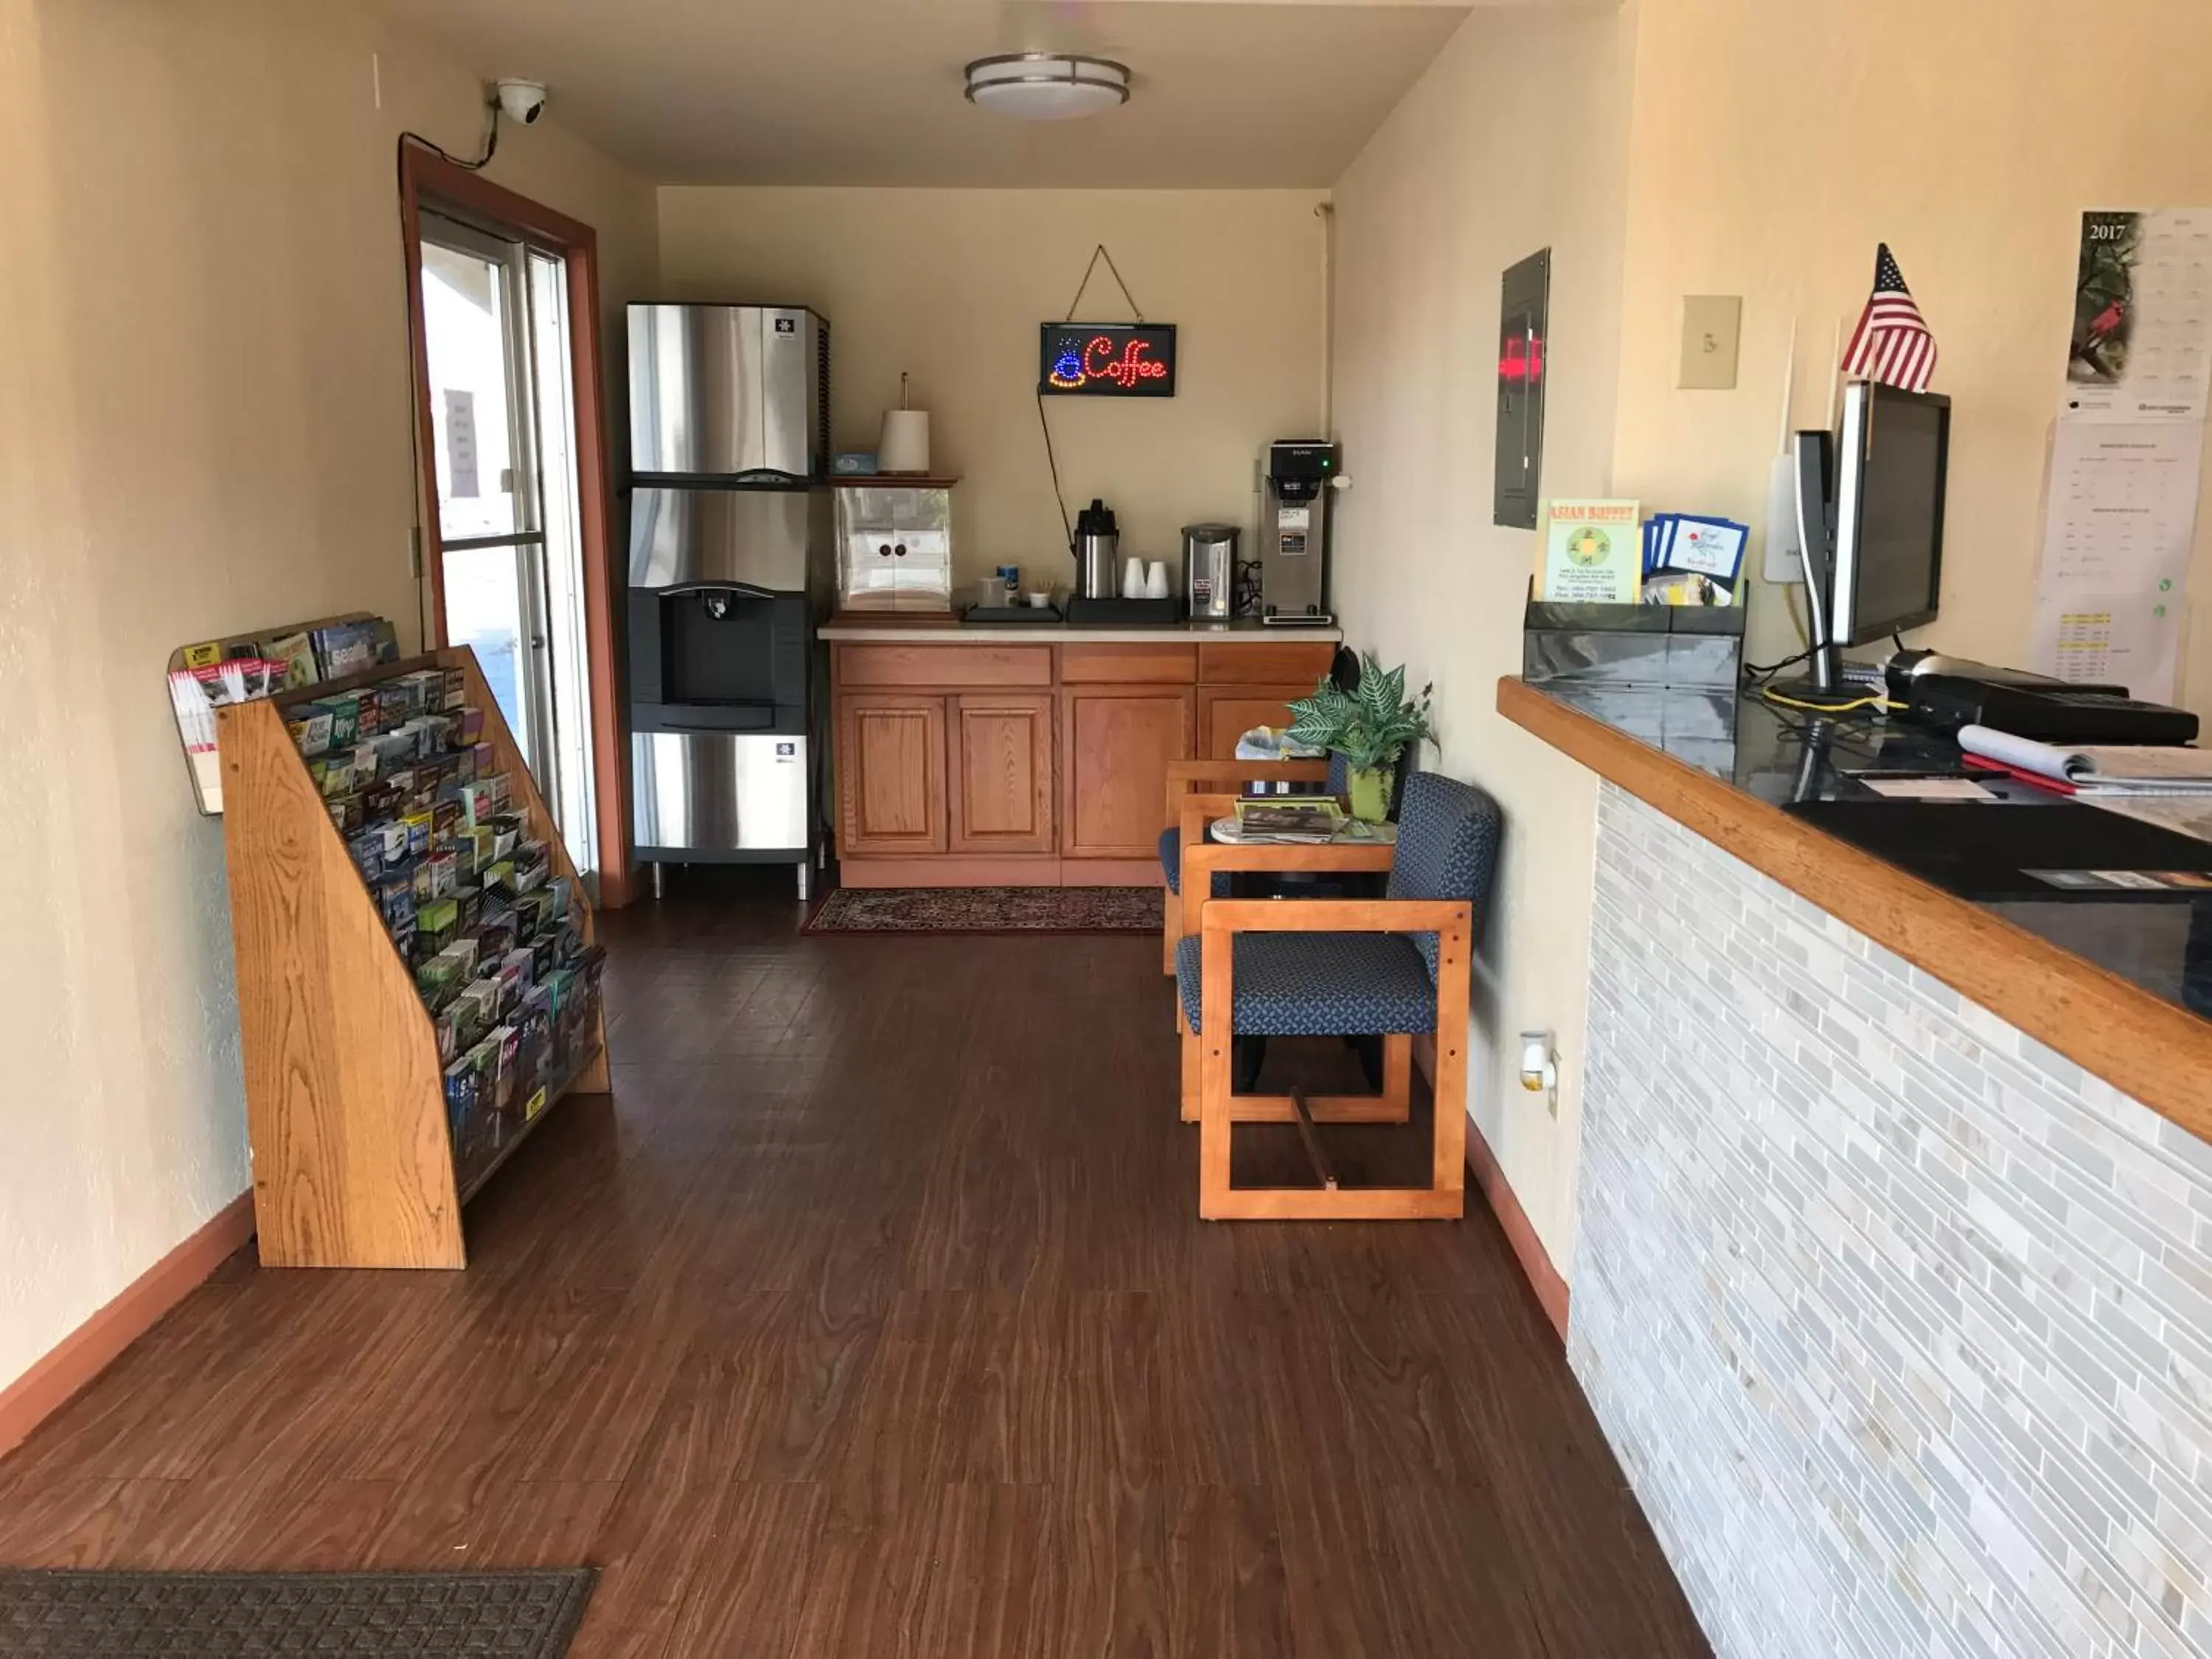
[1957,727,2212,796]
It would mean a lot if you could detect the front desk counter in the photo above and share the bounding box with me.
[1498,675,2212,1139]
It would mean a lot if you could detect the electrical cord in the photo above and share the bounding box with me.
[1035,392,1072,553]
[1758,684,1899,716]
[1742,644,1817,684]
[400,103,501,173]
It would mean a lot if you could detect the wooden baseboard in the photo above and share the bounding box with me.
[1416,1034,1570,1341]
[1057,858,1159,887]
[0,1191,254,1458]
[839,856,1065,888]
[838,857,1164,889]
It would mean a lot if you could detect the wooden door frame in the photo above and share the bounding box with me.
[399,144,631,908]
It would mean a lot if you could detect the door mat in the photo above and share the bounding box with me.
[0,1568,594,1656]
[804,885,1163,934]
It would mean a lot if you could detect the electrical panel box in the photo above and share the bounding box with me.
[1495,249,1551,529]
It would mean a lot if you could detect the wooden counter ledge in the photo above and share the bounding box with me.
[1498,675,2212,1143]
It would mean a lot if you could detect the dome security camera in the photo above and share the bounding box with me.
[494,79,548,125]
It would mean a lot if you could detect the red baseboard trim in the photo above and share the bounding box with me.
[0,1191,255,1459]
[1419,1036,1571,1341]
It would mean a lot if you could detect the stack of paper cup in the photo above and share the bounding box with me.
[878,409,931,475]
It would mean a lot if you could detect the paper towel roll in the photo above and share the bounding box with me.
[878,409,931,475]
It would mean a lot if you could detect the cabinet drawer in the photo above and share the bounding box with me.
[1197,641,1335,687]
[835,643,1052,688]
[1060,643,1198,685]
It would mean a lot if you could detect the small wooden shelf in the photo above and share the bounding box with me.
[216,645,611,1270]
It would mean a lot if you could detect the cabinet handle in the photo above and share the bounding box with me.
[894,544,907,557]
[878,544,892,557]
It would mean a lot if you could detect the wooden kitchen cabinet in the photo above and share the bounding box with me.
[949,694,1054,854]
[826,632,1338,886]
[1197,685,1318,761]
[1060,687,1194,860]
[836,694,947,855]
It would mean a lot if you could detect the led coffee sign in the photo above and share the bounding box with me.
[1037,322,1178,397]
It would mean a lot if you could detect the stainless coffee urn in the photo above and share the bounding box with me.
[1074,498,1120,599]
[1183,523,1239,623]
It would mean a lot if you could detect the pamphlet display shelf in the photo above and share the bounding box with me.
[215,645,610,1270]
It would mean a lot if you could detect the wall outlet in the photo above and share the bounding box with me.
[1678,296,1742,391]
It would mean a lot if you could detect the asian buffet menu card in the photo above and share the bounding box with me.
[1540,499,1642,603]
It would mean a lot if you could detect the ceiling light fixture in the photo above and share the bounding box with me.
[964,52,1132,122]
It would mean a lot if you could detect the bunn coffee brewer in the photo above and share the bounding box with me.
[1259,440,1337,627]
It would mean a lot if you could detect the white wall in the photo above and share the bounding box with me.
[1611,0,2212,713]
[0,0,655,1398]
[657,187,1328,591]
[1328,2,1636,1269]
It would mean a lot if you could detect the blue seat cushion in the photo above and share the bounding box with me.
[1175,931,1437,1037]
[1158,825,1230,899]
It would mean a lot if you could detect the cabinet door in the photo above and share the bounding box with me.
[836,695,947,855]
[1197,685,1317,761]
[1060,688,1194,859]
[949,694,1054,854]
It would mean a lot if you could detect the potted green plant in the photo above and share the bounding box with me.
[1284,653,1434,823]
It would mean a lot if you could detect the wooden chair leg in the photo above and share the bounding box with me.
[1430,924,1472,1200]
[1162,886,1181,975]
[1198,930,1234,1217]
[1180,1006,1200,1123]
[1380,1033,1412,1124]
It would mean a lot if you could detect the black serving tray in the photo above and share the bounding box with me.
[1064,595,1182,625]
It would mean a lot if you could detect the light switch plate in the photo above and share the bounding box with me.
[1678,296,1742,390]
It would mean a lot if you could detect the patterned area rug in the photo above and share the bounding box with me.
[804,885,1163,935]
[0,1568,595,1655]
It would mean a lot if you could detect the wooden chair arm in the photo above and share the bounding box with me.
[1164,757,1329,819]
[1177,796,1240,880]
[1200,897,1470,936]
[1183,843,1397,880]
[1180,841,1398,939]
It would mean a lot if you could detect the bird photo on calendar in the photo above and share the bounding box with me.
[1841,243,1939,393]
[2070,210,2141,386]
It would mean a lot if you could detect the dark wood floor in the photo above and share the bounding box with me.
[0,871,1707,1658]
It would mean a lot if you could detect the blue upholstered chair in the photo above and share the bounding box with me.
[1172,771,1502,1221]
[1157,752,1346,973]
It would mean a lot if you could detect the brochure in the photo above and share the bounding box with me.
[1539,499,1642,603]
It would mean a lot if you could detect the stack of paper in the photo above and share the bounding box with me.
[1958,726,2212,794]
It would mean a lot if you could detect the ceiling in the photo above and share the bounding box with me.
[374,0,1476,188]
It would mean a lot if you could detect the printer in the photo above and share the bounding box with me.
[1886,652,2200,745]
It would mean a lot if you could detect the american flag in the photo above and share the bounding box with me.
[1840,243,1938,392]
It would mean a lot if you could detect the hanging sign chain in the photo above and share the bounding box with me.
[1062,244,1146,323]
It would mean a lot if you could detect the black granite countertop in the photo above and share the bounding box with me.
[1529,681,2212,1025]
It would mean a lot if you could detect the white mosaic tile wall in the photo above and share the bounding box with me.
[1572,784,2212,1659]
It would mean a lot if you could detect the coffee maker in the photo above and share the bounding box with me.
[1259,440,1337,627]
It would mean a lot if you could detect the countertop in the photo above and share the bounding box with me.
[1498,675,2212,1140]
[818,619,1343,644]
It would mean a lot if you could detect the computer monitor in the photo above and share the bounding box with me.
[1784,381,1950,703]
[1832,380,1949,645]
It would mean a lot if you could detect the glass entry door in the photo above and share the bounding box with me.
[417,209,599,888]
